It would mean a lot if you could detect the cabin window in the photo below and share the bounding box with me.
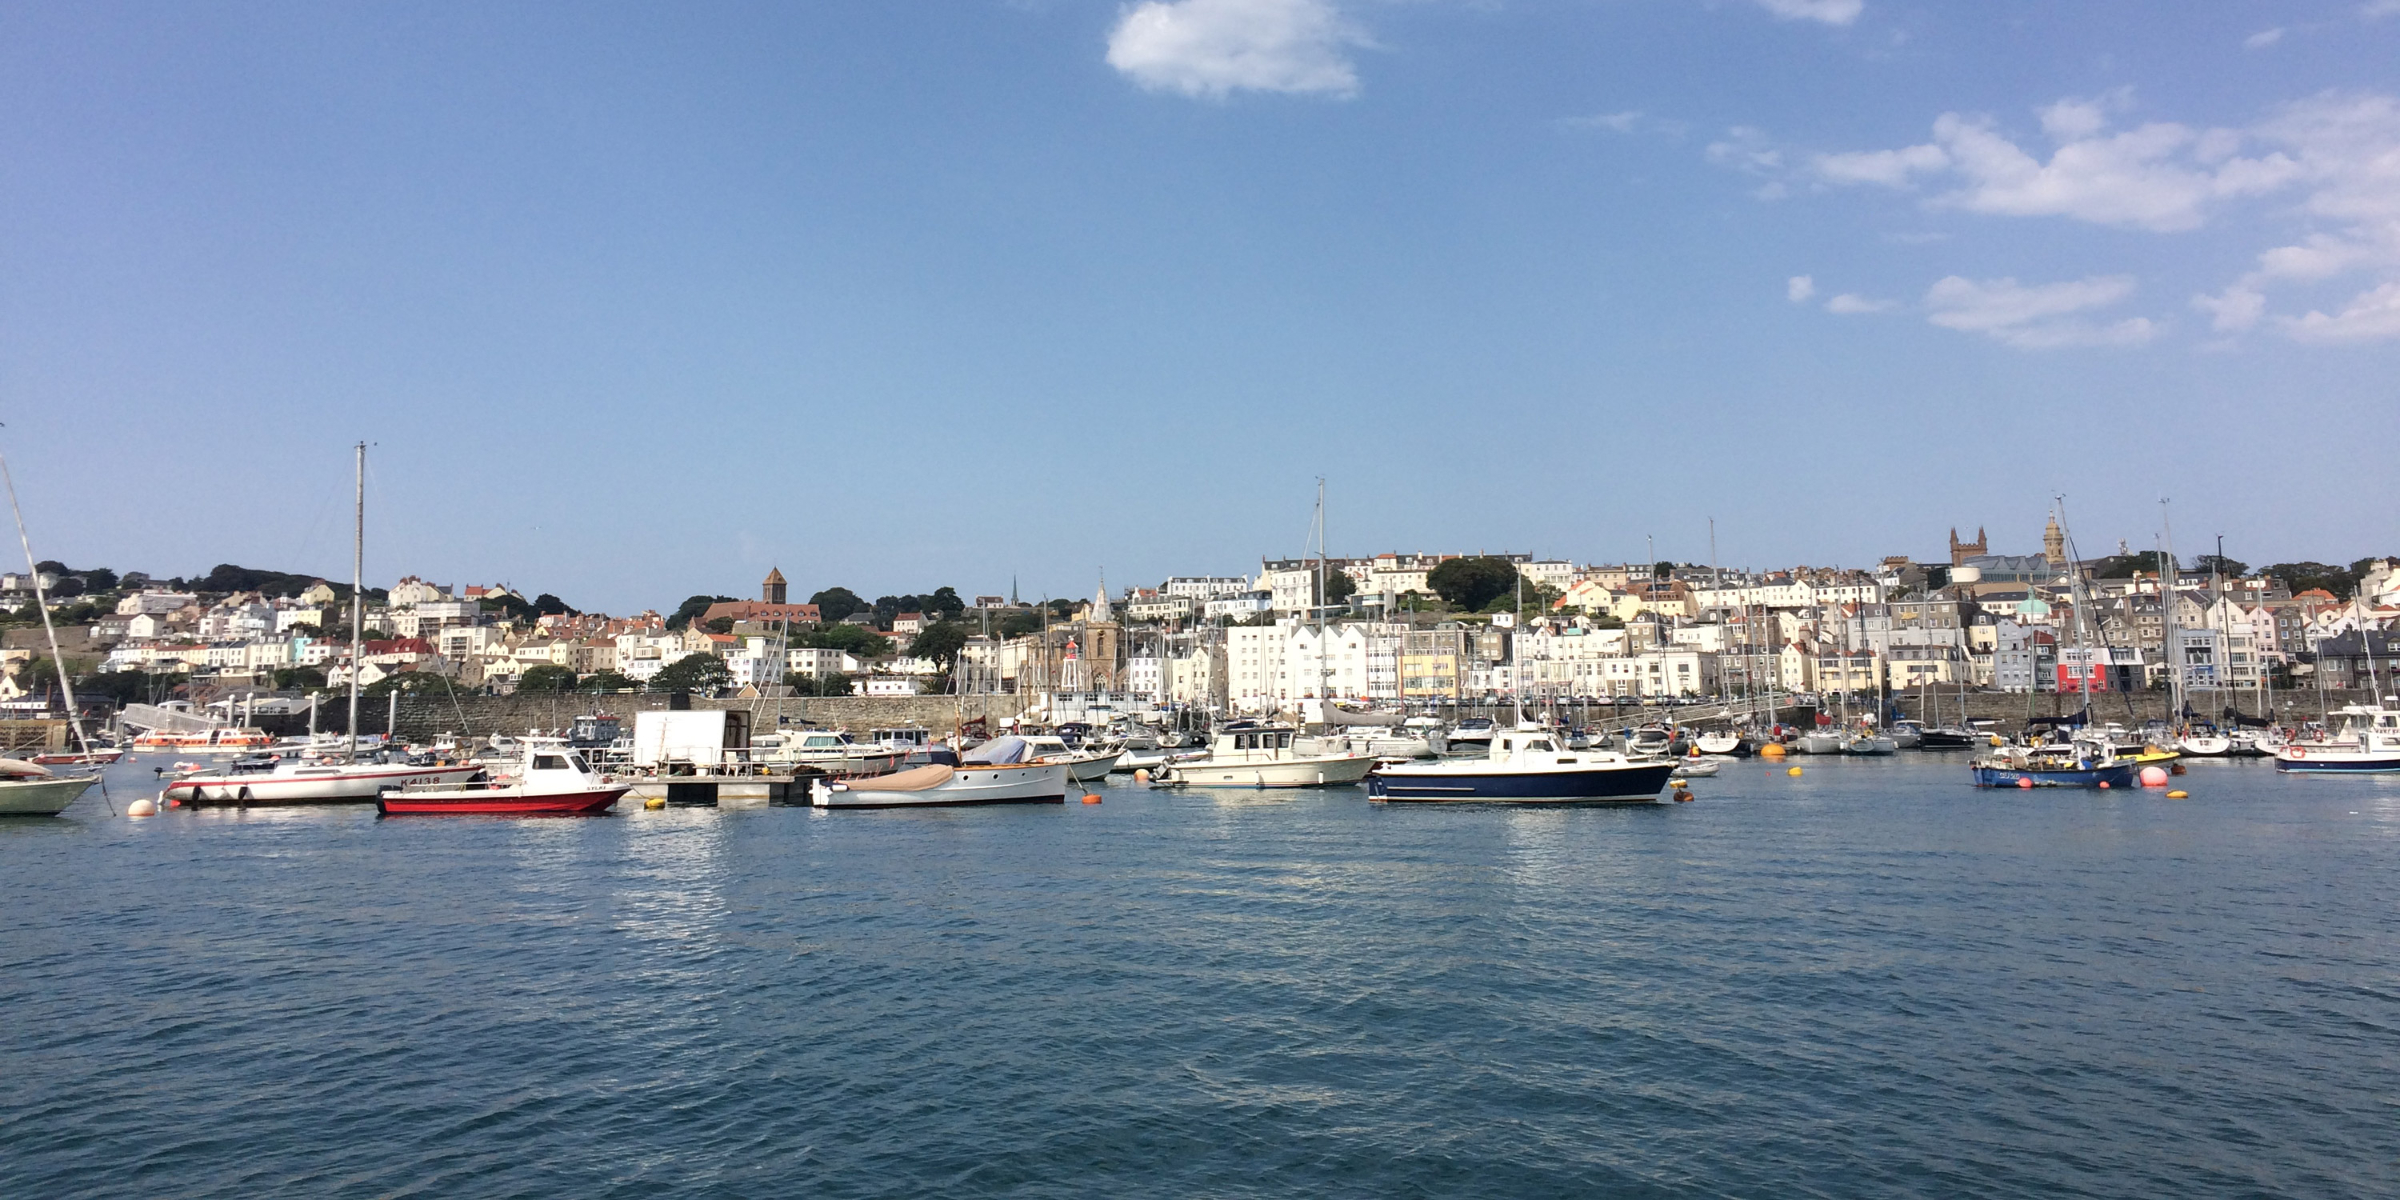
[1527,740,1554,752]
[1237,733,1255,750]
[568,755,591,773]
[533,755,569,770]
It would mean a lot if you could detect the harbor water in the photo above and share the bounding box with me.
[4,755,2396,1197]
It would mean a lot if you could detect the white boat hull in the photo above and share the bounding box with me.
[165,763,484,805]
[1155,753,1376,789]
[813,763,1071,807]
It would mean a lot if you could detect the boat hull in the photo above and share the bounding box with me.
[1971,763,2140,788]
[2274,750,2400,773]
[166,763,485,806]
[378,786,632,815]
[0,775,101,816]
[813,763,1070,808]
[1368,760,1676,803]
[1156,754,1376,789]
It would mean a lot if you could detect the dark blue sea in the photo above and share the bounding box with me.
[5,754,2396,1198]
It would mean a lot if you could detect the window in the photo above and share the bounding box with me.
[533,755,569,770]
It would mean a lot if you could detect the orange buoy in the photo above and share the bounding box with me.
[1760,743,1787,760]
[1081,794,1102,804]
[1132,769,1150,784]
[2016,777,2033,789]
[2098,781,2111,789]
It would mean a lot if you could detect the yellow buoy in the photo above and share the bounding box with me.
[644,797,666,810]
[1787,766,1803,777]
[2166,789,2188,799]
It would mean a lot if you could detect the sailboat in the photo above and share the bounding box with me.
[0,450,105,816]
[164,444,481,806]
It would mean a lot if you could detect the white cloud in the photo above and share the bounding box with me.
[2365,1,2400,18]
[1814,143,1946,186]
[2244,28,2285,49]
[1106,0,1363,99]
[1754,0,1864,25]
[1924,274,2155,348]
[2281,281,2400,342]
[2192,286,2266,332]
[1825,293,1894,313]
[1787,275,1816,302]
[1813,93,2298,232]
[1705,126,1783,174]
[1565,110,1643,133]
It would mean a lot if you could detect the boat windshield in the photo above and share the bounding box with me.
[568,754,591,773]
[533,754,569,770]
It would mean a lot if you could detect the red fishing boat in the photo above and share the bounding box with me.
[377,747,630,816]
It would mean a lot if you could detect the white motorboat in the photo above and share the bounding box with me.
[1368,724,1677,803]
[1793,728,1845,754]
[1843,731,1897,755]
[1150,724,1376,789]
[379,747,632,815]
[2276,705,2400,773]
[162,756,485,806]
[753,729,904,776]
[1017,735,1122,782]
[1445,717,1497,756]
[1669,756,1722,778]
[1297,732,1437,759]
[811,736,1071,807]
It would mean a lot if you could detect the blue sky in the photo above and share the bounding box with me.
[3,1,2393,614]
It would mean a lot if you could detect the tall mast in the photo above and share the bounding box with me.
[347,441,364,762]
[0,450,99,768]
[1315,477,1327,723]
[2160,499,2179,724]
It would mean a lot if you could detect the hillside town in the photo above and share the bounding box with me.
[4,517,2395,723]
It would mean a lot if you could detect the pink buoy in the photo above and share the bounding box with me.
[2098,781,2110,789]
[2139,766,2170,788]
[2016,777,2033,789]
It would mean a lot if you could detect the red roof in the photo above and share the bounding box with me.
[699,600,821,626]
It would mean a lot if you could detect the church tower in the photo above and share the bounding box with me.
[2043,513,2066,566]
[1948,526,1988,567]
[762,567,787,605]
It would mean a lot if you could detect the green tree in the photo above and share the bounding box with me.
[667,595,734,631]
[650,653,730,694]
[927,586,966,617]
[78,669,184,706]
[909,619,970,668]
[805,622,892,658]
[364,670,449,696]
[272,666,328,691]
[517,664,578,692]
[809,587,865,623]
[704,616,736,634]
[532,592,576,616]
[2194,555,2249,579]
[579,669,637,692]
[1319,569,1357,605]
[1428,557,1519,612]
[998,608,1044,639]
[2094,551,2172,579]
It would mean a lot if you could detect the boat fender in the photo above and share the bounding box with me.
[643,797,666,810]
[1082,794,1102,804]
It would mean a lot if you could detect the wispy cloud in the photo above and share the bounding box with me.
[1825,293,1895,314]
[2244,27,2285,49]
[1106,0,1364,99]
[1787,275,1817,303]
[2282,281,2400,342]
[1753,0,1864,26]
[1924,275,2156,348]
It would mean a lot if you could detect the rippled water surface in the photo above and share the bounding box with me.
[5,755,2398,1198]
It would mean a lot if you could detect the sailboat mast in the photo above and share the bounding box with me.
[1315,478,1327,723]
[347,441,364,763]
[0,451,98,765]
[2160,500,2180,726]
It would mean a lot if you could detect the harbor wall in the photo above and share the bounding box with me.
[1448,690,2380,730]
[354,692,1037,742]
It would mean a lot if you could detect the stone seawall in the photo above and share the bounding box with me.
[300,693,1038,742]
[1449,689,2378,730]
